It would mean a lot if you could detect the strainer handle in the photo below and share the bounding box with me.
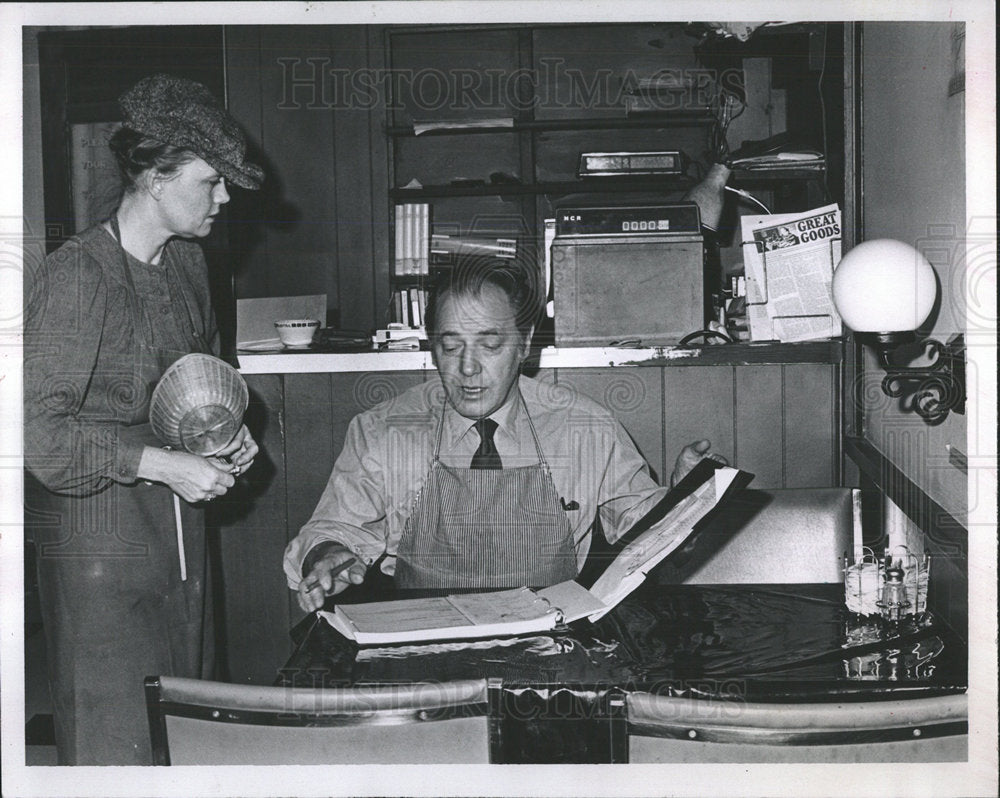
[174,494,187,582]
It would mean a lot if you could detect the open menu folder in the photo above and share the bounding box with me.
[319,461,752,644]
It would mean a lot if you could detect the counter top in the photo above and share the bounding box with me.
[237,340,844,374]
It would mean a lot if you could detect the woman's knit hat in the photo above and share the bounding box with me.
[119,74,264,189]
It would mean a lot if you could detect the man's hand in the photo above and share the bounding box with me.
[670,439,728,488]
[296,542,367,612]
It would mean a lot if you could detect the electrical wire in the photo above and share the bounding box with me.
[707,73,746,164]
[725,185,772,214]
[680,329,734,345]
[817,24,831,202]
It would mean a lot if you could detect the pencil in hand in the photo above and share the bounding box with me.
[302,556,358,599]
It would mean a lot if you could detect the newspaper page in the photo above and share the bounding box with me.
[741,204,843,342]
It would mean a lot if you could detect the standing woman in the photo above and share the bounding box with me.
[23,74,262,765]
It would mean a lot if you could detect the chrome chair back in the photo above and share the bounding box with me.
[145,676,491,764]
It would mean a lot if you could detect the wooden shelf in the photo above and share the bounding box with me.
[239,340,845,374]
[525,339,846,369]
[731,168,827,184]
[390,176,697,200]
[390,170,824,200]
[389,272,437,284]
[387,112,716,137]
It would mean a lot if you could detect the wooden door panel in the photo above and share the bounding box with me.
[783,364,836,487]
[663,366,736,479]
[735,365,785,489]
[555,368,665,483]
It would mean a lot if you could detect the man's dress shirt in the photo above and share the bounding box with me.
[283,374,671,587]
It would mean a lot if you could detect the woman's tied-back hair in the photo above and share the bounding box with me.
[108,127,196,194]
[424,255,543,341]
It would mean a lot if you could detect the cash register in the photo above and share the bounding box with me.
[550,203,709,346]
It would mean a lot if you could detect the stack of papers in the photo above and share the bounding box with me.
[730,149,825,170]
[322,583,605,645]
[320,462,751,644]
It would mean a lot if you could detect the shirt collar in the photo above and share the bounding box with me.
[441,378,523,448]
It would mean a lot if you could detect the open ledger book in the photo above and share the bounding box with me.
[320,461,751,644]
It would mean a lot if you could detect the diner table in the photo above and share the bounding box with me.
[278,569,967,763]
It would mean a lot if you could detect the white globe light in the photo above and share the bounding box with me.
[832,239,937,333]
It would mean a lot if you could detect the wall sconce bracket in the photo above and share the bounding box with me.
[873,333,966,425]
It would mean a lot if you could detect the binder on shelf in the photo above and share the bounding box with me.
[392,291,404,325]
[409,287,421,327]
[405,204,414,274]
[419,205,430,275]
[399,289,410,326]
[393,204,406,275]
[393,203,432,276]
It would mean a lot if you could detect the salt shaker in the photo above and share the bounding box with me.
[877,565,910,621]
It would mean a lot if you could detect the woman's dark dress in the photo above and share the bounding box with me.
[24,224,218,765]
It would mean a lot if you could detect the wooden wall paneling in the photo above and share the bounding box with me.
[859,23,967,518]
[36,32,71,249]
[284,372,335,630]
[554,368,665,484]
[326,371,429,427]
[515,28,539,282]
[782,364,836,487]
[257,27,337,302]
[216,374,291,685]
[225,26,269,300]
[283,371,428,630]
[283,374,336,538]
[734,365,785,489]
[924,532,968,642]
[662,366,736,482]
[329,25,380,331]
[367,26,393,333]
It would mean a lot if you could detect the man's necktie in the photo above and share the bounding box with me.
[471,417,502,470]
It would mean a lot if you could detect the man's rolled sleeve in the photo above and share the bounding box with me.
[596,423,670,544]
[282,413,389,590]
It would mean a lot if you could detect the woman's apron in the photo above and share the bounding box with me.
[33,218,214,765]
[393,393,579,589]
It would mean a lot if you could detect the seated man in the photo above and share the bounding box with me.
[284,261,722,610]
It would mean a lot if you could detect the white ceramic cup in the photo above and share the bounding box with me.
[274,319,320,347]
